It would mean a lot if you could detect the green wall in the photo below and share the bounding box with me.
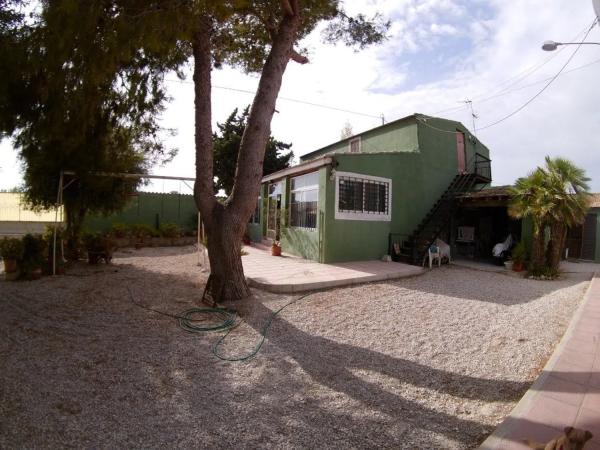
[593,207,600,263]
[300,117,419,162]
[85,192,198,232]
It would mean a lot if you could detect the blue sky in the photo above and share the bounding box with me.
[1,0,600,192]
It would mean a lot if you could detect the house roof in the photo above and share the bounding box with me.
[456,185,512,200]
[299,113,467,161]
[261,156,333,183]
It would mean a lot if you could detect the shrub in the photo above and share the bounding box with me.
[111,222,129,238]
[20,234,47,277]
[0,237,24,260]
[130,223,158,239]
[159,223,180,238]
[82,232,105,252]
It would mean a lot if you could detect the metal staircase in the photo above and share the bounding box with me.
[390,153,491,266]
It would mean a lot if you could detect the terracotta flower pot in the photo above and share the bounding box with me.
[512,261,524,272]
[3,258,17,273]
[271,244,282,256]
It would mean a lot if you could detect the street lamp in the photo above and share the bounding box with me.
[542,40,600,51]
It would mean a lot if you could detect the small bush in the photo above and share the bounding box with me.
[159,223,180,238]
[0,237,25,260]
[111,222,129,238]
[20,234,47,277]
[130,223,158,239]
[82,232,105,252]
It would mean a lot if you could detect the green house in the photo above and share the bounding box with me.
[247,113,492,264]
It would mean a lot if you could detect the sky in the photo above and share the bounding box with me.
[1,0,600,193]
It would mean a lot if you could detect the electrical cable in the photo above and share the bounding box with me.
[127,286,313,362]
[432,55,600,116]
[477,18,598,131]
[166,78,382,120]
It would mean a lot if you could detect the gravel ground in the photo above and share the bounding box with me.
[0,246,591,449]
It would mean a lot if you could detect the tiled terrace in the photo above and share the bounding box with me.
[242,244,423,293]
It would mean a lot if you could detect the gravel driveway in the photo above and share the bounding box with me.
[0,246,590,449]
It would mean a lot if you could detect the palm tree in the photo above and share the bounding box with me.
[543,157,590,270]
[509,157,590,274]
[508,169,552,269]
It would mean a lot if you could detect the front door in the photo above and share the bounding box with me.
[266,181,282,240]
[456,131,466,173]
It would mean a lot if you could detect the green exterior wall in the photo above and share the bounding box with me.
[85,192,198,232]
[300,117,419,162]
[592,207,600,263]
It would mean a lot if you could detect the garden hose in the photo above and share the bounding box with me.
[127,287,311,362]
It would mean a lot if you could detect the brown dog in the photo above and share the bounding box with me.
[525,426,593,450]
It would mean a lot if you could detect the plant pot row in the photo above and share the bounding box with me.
[112,236,197,248]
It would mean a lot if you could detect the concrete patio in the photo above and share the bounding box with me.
[242,244,424,293]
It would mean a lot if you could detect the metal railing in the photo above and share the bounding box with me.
[471,152,491,181]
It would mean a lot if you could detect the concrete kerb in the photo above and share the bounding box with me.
[478,271,597,450]
[246,266,425,294]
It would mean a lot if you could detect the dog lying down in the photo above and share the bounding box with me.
[525,426,593,450]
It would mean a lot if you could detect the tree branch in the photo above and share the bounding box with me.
[290,48,308,64]
[228,6,302,217]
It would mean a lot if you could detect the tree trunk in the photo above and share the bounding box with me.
[530,228,546,270]
[547,222,566,271]
[65,203,87,261]
[192,9,301,303]
[204,211,251,301]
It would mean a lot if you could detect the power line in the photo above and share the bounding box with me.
[477,18,598,131]
[165,78,382,120]
[433,55,600,115]
[479,22,590,98]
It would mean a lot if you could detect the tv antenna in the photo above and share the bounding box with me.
[462,100,479,136]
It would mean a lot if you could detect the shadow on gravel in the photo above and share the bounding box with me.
[0,258,589,449]
[384,265,590,305]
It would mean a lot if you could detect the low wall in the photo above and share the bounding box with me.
[0,221,63,237]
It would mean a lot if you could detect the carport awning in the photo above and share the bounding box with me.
[456,185,512,207]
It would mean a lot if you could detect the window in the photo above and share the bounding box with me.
[249,197,260,224]
[290,172,319,229]
[335,171,391,221]
[349,137,361,153]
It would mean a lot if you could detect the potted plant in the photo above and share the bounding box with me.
[511,241,527,272]
[0,237,24,279]
[20,234,47,280]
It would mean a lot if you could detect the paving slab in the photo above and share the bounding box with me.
[479,273,600,449]
[242,244,423,293]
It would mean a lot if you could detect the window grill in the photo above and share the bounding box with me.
[338,176,389,215]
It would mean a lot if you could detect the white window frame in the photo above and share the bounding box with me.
[334,171,392,221]
[349,136,361,153]
[289,172,319,230]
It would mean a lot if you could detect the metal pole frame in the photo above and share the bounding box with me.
[53,170,198,275]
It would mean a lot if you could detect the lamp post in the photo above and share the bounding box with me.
[541,40,600,51]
